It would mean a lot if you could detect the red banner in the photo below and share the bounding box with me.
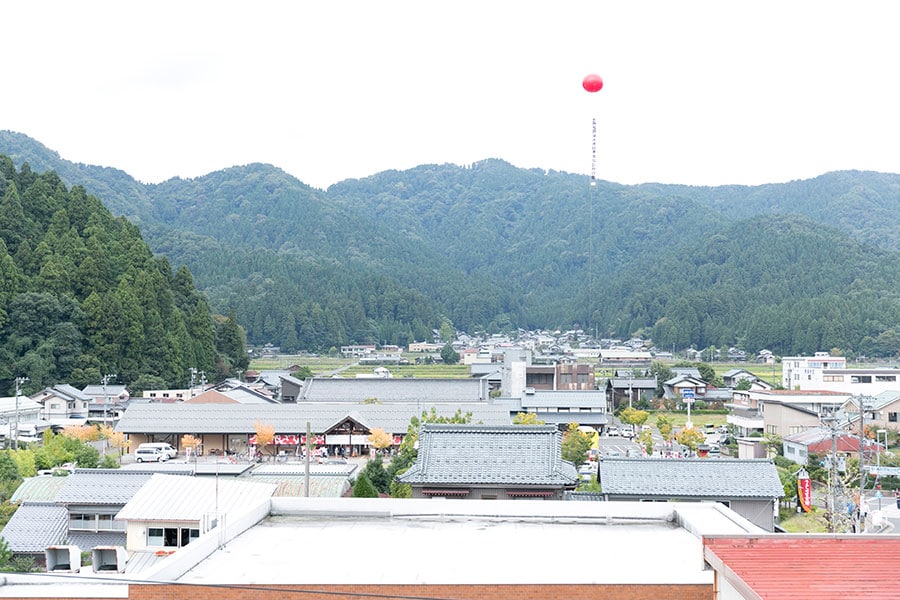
[797,471,812,513]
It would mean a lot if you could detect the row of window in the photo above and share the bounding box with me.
[148,527,200,548]
[69,514,126,531]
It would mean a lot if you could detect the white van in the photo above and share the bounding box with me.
[136,443,177,459]
[134,447,169,463]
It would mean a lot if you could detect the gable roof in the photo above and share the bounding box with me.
[115,474,277,521]
[0,502,68,552]
[599,458,784,498]
[298,377,488,403]
[55,471,153,505]
[116,402,511,435]
[9,476,68,503]
[704,535,899,599]
[397,424,578,487]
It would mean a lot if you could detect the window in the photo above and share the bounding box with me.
[147,527,200,548]
[875,375,897,382]
[766,425,778,435]
[889,412,898,423]
[851,375,872,384]
[823,375,843,382]
[559,373,572,384]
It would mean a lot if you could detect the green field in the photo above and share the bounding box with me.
[249,355,470,378]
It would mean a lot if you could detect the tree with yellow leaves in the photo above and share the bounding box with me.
[62,425,99,443]
[254,421,275,455]
[181,434,202,456]
[367,428,393,451]
[513,412,545,425]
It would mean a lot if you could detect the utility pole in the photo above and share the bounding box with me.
[101,374,116,428]
[855,394,873,533]
[13,377,28,451]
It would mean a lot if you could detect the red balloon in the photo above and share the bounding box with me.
[582,74,604,93]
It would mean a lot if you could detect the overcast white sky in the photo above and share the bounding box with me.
[4,1,900,190]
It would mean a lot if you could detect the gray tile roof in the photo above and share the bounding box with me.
[9,476,68,503]
[116,402,511,435]
[0,502,68,552]
[66,530,126,551]
[55,472,153,505]
[299,378,488,403]
[397,424,579,486]
[599,458,784,498]
[519,390,607,408]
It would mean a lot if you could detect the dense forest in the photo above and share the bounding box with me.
[0,157,248,396]
[2,130,900,358]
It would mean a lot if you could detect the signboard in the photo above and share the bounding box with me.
[797,469,812,513]
[682,389,695,401]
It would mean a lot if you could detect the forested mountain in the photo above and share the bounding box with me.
[2,130,900,358]
[0,157,247,396]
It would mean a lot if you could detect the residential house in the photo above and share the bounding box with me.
[31,384,91,429]
[0,395,47,445]
[782,427,875,466]
[604,374,658,413]
[1,471,153,568]
[836,390,900,432]
[721,368,774,389]
[597,458,784,531]
[662,373,707,400]
[726,389,848,437]
[396,424,579,499]
[115,474,277,553]
[598,349,653,368]
[81,383,130,426]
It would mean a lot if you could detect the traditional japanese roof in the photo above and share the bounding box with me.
[0,502,68,552]
[599,458,784,499]
[397,424,578,487]
[116,402,511,435]
[298,377,488,403]
[55,471,153,505]
[10,476,68,503]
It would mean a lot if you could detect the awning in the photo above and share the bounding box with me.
[505,490,555,498]
[422,489,470,496]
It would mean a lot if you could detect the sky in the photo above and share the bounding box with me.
[4,1,900,190]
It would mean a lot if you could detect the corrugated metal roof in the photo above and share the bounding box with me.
[704,535,900,599]
[249,475,351,498]
[599,458,784,498]
[115,402,511,435]
[0,502,68,552]
[115,474,277,521]
[397,424,578,486]
[10,476,68,503]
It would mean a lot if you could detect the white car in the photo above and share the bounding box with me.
[606,426,620,436]
[135,448,169,463]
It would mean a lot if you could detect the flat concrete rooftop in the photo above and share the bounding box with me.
[177,498,760,586]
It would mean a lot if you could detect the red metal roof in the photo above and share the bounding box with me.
[703,535,900,599]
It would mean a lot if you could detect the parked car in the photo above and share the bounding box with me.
[606,426,620,437]
[136,442,177,459]
[135,447,169,463]
[621,425,635,438]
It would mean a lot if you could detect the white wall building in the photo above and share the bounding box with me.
[781,352,846,389]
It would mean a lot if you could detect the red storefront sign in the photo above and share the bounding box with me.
[797,470,812,513]
[249,434,302,446]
